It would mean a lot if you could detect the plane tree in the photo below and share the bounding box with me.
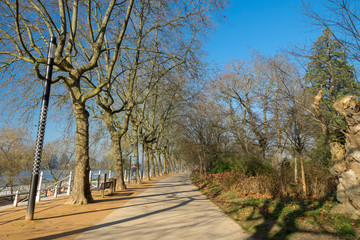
[89,0,227,188]
[0,0,135,204]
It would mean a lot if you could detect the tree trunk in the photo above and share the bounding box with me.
[163,152,168,175]
[169,156,174,174]
[299,153,307,196]
[68,103,93,205]
[294,152,298,183]
[8,178,13,202]
[157,152,163,175]
[133,139,141,183]
[154,152,161,176]
[103,113,126,190]
[313,89,330,145]
[259,138,267,159]
[199,152,204,174]
[150,147,156,178]
[176,159,181,172]
[163,151,170,175]
[144,142,150,181]
[113,136,126,190]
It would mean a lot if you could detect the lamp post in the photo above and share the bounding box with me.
[26,37,57,221]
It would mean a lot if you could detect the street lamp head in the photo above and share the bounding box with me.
[48,37,57,59]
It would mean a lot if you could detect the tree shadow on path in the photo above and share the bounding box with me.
[29,197,195,240]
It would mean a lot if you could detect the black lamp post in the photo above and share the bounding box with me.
[26,37,57,221]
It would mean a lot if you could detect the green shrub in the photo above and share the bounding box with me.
[336,224,357,238]
[233,155,273,176]
[211,161,231,173]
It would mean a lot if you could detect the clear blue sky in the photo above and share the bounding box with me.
[205,0,321,65]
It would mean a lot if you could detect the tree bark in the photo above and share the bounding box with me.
[163,150,170,175]
[113,135,126,190]
[157,151,163,175]
[133,139,141,183]
[154,150,161,176]
[68,103,93,205]
[313,89,330,145]
[199,152,204,174]
[294,152,298,183]
[144,142,150,181]
[150,145,156,178]
[103,113,126,190]
[299,153,307,196]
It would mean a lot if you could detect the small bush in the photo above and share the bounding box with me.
[336,224,357,238]
[211,162,231,173]
[234,155,274,176]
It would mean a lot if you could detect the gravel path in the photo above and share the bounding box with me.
[76,173,251,240]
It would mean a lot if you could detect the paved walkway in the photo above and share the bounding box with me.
[76,173,251,240]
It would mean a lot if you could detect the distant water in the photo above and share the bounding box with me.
[1,169,117,188]
[1,170,69,188]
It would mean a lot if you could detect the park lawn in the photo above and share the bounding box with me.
[191,172,360,240]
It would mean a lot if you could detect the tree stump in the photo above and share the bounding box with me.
[331,96,360,219]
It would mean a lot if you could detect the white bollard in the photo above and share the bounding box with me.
[54,185,58,198]
[89,170,92,183]
[13,190,19,207]
[67,171,72,195]
[36,172,44,202]
[109,170,112,178]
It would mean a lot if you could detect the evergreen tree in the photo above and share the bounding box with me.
[305,28,359,144]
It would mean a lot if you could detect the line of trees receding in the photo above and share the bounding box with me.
[1,0,360,215]
[0,0,227,205]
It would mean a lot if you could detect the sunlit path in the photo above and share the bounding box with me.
[76,173,251,240]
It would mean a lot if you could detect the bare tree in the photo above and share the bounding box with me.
[42,137,75,182]
[0,0,137,204]
[90,0,227,186]
[0,127,32,195]
[302,0,360,63]
[213,57,275,159]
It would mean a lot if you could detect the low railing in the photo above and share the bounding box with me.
[0,170,141,208]
[0,171,73,208]
[36,172,72,201]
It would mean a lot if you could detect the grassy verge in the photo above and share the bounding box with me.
[191,172,360,240]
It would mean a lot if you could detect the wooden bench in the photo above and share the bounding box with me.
[99,180,115,197]
[99,181,113,191]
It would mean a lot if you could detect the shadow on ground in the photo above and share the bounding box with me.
[223,196,352,240]
[29,196,195,240]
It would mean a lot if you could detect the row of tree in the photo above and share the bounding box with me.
[0,0,227,204]
[2,0,360,209]
[177,24,360,198]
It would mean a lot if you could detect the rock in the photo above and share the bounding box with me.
[330,142,347,175]
[331,96,360,219]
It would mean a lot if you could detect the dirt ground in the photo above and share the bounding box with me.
[0,175,168,240]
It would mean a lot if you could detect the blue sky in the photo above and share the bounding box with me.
[205,0,321,64]
[1,0,325,146]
